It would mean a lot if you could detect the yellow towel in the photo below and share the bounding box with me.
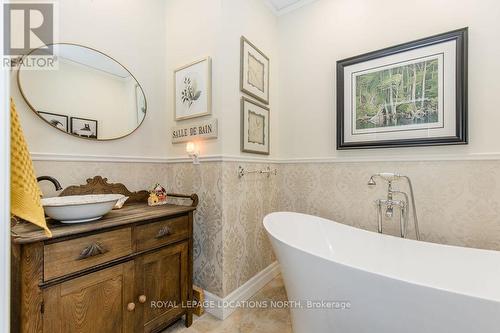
[10,98,51,237]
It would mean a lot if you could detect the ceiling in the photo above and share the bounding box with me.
[265,0,315,14]
[267,0,303,10]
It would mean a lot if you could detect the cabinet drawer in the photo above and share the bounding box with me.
[135,216,189,252]
[44,228,132,281]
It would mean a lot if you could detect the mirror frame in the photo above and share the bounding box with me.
[17,42,148,141]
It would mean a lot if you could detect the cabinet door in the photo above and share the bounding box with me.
[135,242,188,333]
[43,262,135,333]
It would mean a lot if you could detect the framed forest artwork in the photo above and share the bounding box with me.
[337,28,468,149]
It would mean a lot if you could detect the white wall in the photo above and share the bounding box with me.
[13,0,279,160]
[278,0,500,159]
[165,0,223,158]
[165,0,279,158]
[12,0,168,158]
[218,0,280,158]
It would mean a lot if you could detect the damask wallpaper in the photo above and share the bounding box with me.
[33,160,278,298]
[279,160,500,251]
[33,158,500,299]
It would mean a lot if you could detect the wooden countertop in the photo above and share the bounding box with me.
[12,203,196,244]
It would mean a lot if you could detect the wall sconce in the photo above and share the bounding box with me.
[186,142,200,165]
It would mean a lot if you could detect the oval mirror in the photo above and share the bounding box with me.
[17,43,147,141]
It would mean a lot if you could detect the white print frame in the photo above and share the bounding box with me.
[241,97,270,155]
[174,57,212,120]
[240,36,269,105]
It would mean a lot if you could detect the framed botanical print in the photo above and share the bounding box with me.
[37,111,69,132]
[337,28,468,149]
[174,57,212,120]
[241,97,270,155]
[240,36,270,105]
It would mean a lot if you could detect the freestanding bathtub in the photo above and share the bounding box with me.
[263,212,500,333]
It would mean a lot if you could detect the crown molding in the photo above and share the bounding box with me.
[264,0,317,16]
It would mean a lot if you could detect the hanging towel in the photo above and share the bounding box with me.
[10,98,51,236]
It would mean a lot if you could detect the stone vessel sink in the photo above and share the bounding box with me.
[41,194,125,224]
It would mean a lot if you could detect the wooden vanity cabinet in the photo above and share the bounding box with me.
[42,262,136,333]
[135,242,189,333]
[11,176,198,333]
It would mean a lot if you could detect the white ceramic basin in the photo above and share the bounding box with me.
[41,194,124,224]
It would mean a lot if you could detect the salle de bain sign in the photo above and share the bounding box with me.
[171,119,218,143]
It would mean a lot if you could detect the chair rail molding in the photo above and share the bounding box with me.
[30,152,500,164]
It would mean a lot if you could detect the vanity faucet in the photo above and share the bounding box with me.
[36,176,63,191]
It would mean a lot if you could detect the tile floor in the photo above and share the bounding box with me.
[163,276,293,333]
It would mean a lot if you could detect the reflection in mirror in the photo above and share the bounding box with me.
[18,43,147,140]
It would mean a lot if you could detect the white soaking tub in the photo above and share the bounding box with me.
[263,212,500,333]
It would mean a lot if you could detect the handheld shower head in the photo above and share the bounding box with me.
[368,173,401,185]
[377,173,401,181]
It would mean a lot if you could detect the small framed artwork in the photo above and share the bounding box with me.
[240,36,270,105]
[174,57,212,120]
[241,97,270,155]
[70,117,98,139]
[337,28,468,149]
[37,111,69,132]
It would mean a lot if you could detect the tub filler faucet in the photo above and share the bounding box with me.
[367,173,420,240]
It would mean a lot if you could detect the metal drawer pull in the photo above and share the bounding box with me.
[77,242,108,260]
[155,226,172,239]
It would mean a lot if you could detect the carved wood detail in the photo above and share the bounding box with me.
[58,176,199,207]
[59,176,149,204]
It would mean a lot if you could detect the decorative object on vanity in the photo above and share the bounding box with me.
[240,36,270,104]
[70,116,98,139]
[148,183,168,206]
[172,118,218,143]
[41,194,125,224]
[11,176,198,333]
[241,97,270,155]
[174,57,212,120]
[337,28,468,149]
[238,165,277,178]
[17,43,147,141]
[37,111,69,132]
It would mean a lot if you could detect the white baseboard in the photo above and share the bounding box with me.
[203,261,281,320]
